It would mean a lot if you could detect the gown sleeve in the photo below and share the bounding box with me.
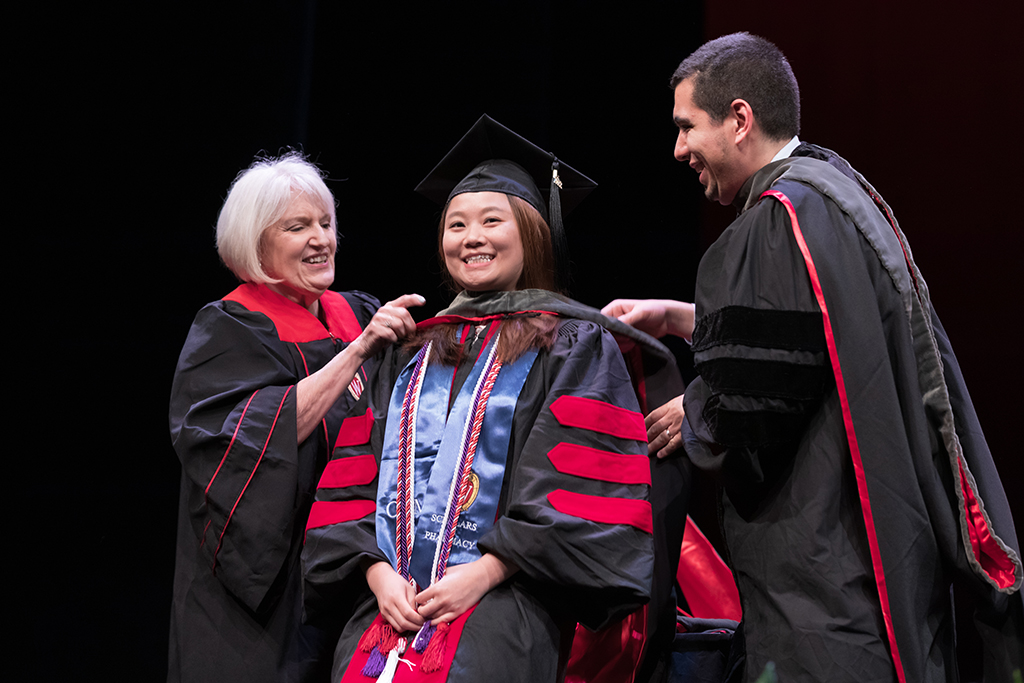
[170,301,320,613]
[301,343,405,624]
[480,319,655,631]
[683,198,831,503]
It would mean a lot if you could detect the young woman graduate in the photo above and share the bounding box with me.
[302,116,693,682]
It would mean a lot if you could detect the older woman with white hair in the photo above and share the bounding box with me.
[168,152,422,683]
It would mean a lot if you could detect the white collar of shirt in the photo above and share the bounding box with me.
[771,136,801,162]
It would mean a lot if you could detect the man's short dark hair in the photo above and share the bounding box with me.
[670,32,800,141]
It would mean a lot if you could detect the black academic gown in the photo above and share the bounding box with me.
[303,289,685,683]
[168,283,379,683]
[682,146,1023,682]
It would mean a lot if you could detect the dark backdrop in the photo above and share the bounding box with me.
[29,1,1021,680]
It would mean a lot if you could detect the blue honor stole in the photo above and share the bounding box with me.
[376,328,538,589]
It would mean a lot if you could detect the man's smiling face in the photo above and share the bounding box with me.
[672,76,744,206]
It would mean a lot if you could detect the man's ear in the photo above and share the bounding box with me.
[729,98,754,144]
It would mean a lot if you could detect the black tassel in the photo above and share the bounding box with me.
[549,157,570,294]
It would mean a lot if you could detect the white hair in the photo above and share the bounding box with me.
[216,151,337,283]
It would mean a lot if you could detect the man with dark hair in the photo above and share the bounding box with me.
[605,32,1022,682]
[669,31,800,143]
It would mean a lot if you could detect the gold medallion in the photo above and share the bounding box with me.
[459,472,480,511]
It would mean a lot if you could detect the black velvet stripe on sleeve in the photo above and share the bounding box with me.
[695,356,828,402]
[702,395,819,448]
[692,306,825,353]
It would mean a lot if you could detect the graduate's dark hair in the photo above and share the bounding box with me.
[507,195,557,293]
[410,313,558,366]
[670,32,800,141]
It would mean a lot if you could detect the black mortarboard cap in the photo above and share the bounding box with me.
[414,115,597,292]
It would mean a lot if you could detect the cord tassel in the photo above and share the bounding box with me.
[359,621,403,677]
[375,639,410,683]
[378,625,401,655]
[361,646,387,678]
[420,622,450,673]
[358,622,385,653]
[412,620,436,653]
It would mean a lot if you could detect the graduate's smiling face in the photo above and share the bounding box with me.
[673,77,743,205]
[261,192,337,311]
[442,191,524,293]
